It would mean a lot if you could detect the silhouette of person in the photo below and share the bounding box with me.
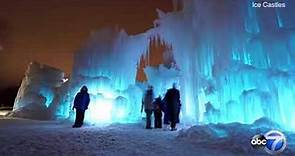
[164,83,181,131]
[72,86,90,128]
[141,85,154,129]
[153,96,164,128]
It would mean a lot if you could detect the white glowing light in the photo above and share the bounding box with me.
[63,78,69,83]
[87,97,113,123]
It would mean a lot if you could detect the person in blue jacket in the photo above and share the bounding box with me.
[72,86,90,128]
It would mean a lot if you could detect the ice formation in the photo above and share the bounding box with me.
[12,0,295,130]
[144,64,180,97]
[10,62,65,119]
[151,0,295,130]
[66,28,150,123]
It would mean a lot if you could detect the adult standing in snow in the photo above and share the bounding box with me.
[162,97,170,128]
[141,85,154,129]
[164,83,181,131]
[72,86,90,128]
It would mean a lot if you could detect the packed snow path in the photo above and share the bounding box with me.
[0,118,294,156]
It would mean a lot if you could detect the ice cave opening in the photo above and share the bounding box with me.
[10,0,295,131]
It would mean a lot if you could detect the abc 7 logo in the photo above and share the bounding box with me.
[250,130,287,155]
[251,134,267,149]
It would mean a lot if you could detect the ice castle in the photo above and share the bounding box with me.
[12,0,295,130]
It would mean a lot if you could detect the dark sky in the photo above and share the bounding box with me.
[0,0,173,89]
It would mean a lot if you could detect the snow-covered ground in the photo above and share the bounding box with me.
[0,117,294,156]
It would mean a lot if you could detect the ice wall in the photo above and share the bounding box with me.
[68,28,150,123]
[72,28,149,90]
[144,64,180,97]
[152,0,295,130]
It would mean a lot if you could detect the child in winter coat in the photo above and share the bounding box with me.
[153,96,163,128]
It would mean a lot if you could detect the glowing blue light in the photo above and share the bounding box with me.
[39,88,54,108]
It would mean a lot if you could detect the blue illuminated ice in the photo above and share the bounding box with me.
[65,28,150,123]
[11,62,65,119]
[11,0,295,130]
[152,0,295,130]
[144,64,180,97]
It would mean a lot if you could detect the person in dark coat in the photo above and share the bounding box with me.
[153,96,163,128]
[164,83,181,131]
[72,86,90,128]
[141,85,154,129]
[162,99,170,127]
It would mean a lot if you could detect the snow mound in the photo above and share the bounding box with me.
[176,118,295,155]
[252,117,282,129]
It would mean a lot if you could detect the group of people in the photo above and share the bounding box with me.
[141,83,181,131]
[72,83,181,130]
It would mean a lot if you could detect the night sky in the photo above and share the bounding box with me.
[0,0,173,91]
